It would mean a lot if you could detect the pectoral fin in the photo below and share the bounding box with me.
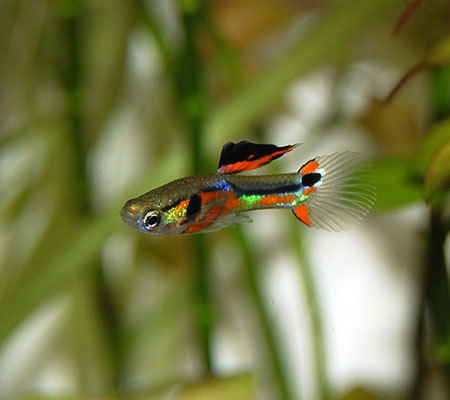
[185,213,252,234]
[292,204,313,227]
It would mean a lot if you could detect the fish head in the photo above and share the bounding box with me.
[120,190,187,235]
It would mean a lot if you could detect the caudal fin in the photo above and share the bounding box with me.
[292,152,376,231]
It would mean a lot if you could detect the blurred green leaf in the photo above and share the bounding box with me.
[423,139,450,203]
[339,387,397,400]
[427,33,450,66]
[416,117,450,204]
[436,337,450,365]
[14,374,253,400]
[373,158,422,210]
[372,117,450,210]
[177,374,253,400]
[53,0,81,19]
[416,117,450,175]
[432,65,450,119]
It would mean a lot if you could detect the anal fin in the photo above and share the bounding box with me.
[292,204,312,227]
[185,213,252,234]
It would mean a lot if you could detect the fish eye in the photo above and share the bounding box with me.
[143,210,161,230]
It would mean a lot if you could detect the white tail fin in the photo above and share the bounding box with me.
[293,152,376,231]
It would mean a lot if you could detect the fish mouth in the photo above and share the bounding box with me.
[120,205,138,227]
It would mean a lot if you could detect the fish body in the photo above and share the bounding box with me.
[120,141,375,235]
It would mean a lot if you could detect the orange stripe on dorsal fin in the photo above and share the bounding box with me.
[218,141,299,174]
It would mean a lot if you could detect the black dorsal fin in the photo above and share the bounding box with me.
[218,141,299,174]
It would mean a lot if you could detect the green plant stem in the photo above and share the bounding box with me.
[291,225,331,400]
[234,227,294,400]
[138,0,175,83]
[65,4,90,216]
[426,210,450,365]
[409,207,450,400]
[409,279,426,400]
[178,3,213,374]
[65,6,123,392]
[203,16,243,90]
[192,235,213,375]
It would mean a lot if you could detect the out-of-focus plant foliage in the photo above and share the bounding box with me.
[0,0,449,399]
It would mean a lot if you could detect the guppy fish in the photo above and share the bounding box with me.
[120,141,375,234]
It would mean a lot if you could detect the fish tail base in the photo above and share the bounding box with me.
[294,153,376,231]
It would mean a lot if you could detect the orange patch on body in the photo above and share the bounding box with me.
[223,193,240,212]
[259,194,296,207]
[199,191,224,204]
[174,199,189,212]
[185,192,240,233]
[185,205,224,234]
[301,160,319,175]
[200,191,240,214]
[293,204,312,226]
[204,206,222,222]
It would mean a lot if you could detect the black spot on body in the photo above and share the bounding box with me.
[302,173,321,187]
[231,182,301,196]
[186,193,202,219]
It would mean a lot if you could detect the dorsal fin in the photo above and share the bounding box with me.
[218,141,299,174]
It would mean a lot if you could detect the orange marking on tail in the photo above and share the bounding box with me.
[302,186,317,196]
[293,204,312,226]
[301,160,319,175]
[259,194,296,207]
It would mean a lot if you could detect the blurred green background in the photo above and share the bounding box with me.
[0,0,449,399]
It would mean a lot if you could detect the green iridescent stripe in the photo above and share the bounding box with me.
[298,193,309,202]
[239,194,263,208]
[239,190,306,210]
